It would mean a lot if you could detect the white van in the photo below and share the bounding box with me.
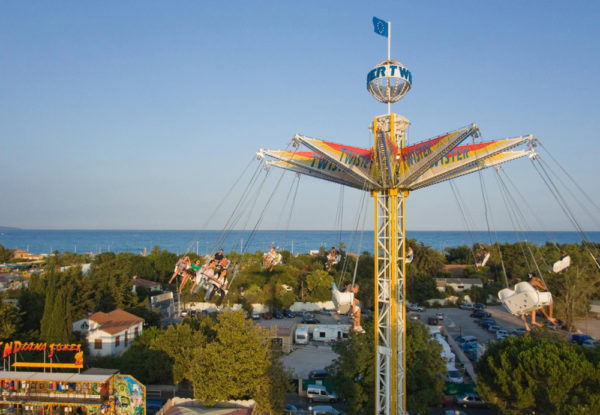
[295,326,309,345]
[306,384,338,403]
[446,363,464,384]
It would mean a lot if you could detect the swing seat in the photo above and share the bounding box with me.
[271,253,282,266]
[331,283,354,314]
[476,252,490,268]
[262,252,282,269]
[498,282,553,315]
[552,255,571,273]
[330,254,341,265]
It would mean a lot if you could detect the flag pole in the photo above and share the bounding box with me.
[388,20,392,115]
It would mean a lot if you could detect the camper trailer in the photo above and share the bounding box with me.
[295,326,309,345]
[312,325,350,343]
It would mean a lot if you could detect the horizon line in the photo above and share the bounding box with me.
[2,227,599,233]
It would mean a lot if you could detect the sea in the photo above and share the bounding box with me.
[1,229,599,256]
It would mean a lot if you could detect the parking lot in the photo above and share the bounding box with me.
[416,305,530,345]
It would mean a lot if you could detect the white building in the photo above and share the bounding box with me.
[73,309,144,357]
[435,278,483,293]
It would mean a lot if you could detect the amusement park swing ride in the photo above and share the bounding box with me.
[258,17,539,415]
[171,17,599,415]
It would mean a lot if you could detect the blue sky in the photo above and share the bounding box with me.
[1,1,599,231]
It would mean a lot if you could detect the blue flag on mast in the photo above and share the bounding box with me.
[373,17,389,37]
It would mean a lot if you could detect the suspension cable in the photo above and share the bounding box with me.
[449,181,478,265]
[282,174,301,250]
[537,140,600,212]
[211,160,268,255]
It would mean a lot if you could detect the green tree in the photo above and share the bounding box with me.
[0,300,19,341]
[409,240,446,275]
[89,253,138,312]
[477,336,600,414]
[407,272,440,304]
[304,270,333,302]
[327,320,376,413]
[327,319,445,415]
[119,328,173,384]
[406,321,445,413]
[148,246,179,284]
[40,271,73,343]
[152,323,205,384]
[0,243,13,263]
[192,312,272,406]
[152,311,285,411]
[17,274,46,339]
[125,305,162,328]
[444,245,473,264]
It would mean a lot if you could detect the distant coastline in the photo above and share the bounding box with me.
[1,229,598,256]
[0,226,20,231]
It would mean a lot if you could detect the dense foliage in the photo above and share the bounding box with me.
[477,336,600,414]
[152,311,290,411]
[0,243,13,263]
[327,319,446,415]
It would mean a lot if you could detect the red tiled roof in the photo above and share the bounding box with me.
[88,309,143,335]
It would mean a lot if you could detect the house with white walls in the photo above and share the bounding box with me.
[73,309,143,357]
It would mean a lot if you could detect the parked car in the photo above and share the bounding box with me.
[583,338,597,348]
[320,308,335,315]
[310,406,340,415]
[298,311,311,319]
[283,309,295,318]
[487,324,503,334]
[284,404,298,414]
[571,334,594,345]
[474,303,487,310]
[409,313,420,321]
[428,317,439,325]
[511,328,528,336]
[470,310,491,318]
[479,319,497,330]
[273,311,284,319]
[180,309,189,317]
[455,393,486,408]
[407,303,425,312]
[302,315,320,324]
[455,335,477,346]
[446,368,464,384]
[306,384,337,403]
[262,312,273,320]
[459,303,474,310]
[251,311,261,320]
[496,329,509,340]
[462,342,478,352]
[436,312,444,320]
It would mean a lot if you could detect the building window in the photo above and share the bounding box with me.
[134,327,139,337]
[94,339,102,350]
[115,336,120,347]
[125,332,128,347]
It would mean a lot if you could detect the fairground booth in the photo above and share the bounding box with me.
[0,341,145,415]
